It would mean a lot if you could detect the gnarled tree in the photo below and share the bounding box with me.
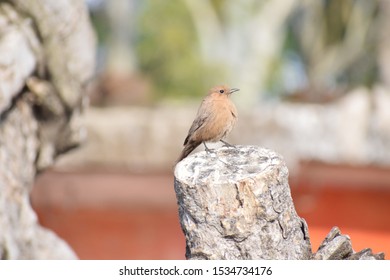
[0,0,95,259]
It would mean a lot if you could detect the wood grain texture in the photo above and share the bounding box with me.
[174,145,385,260]
[174,145,312,259]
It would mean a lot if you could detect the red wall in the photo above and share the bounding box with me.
[32,163,390,259]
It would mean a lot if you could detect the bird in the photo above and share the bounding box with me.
[177,85,239,162]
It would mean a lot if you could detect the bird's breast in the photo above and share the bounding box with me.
[199,98,237,142]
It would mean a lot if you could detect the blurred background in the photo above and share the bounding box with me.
[31,0,390,259]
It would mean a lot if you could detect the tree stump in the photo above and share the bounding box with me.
[174,145,311,259]
[174,145,385,260]
[313,226,384,260]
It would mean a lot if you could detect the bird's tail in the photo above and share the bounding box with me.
[176,141,200,163]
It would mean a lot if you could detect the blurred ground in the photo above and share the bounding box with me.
[31,162,390,260]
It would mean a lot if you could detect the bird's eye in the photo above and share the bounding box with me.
[219,89,224,93]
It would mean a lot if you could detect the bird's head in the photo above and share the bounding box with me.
[209,85,239,96]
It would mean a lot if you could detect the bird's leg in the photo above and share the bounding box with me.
[220,139,236,149]
[203,142,213,154]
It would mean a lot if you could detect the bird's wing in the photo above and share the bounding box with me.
[183,115,208,145]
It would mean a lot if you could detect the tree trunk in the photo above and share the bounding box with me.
[0,0,95,259]
[174,146,311,259]
[174,145,385,260]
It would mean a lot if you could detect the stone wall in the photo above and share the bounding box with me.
[55,86,390,172]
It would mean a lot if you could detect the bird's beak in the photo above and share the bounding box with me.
[230,88,240,94]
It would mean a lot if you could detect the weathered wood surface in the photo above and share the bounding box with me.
[313,227,384,260]
[174,146,312,260]
[0,0,95,259]
[174,145,385,260]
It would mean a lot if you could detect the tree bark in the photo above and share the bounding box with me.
[0,0,95,259]
[174,146,312,260]
[174,145,385,260]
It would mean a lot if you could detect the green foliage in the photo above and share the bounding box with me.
[284,0,381,93]
[89,0,384,103]
[135,0,213,100]
[89,8,109,45]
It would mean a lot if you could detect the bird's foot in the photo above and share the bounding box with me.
[220,140,236,149]
[203,143,215,154]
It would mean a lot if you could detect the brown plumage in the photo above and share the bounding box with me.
[177,85,239,162]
